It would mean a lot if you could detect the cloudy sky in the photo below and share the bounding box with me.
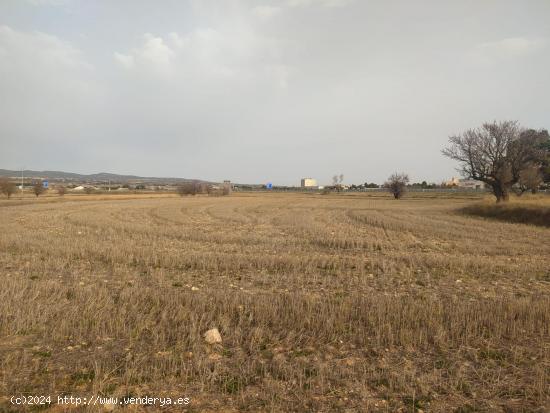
[1,0,549,185]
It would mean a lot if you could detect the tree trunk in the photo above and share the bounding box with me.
[501,190,509,202]
[492,183,510,203]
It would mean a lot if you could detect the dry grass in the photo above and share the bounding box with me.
[462,195,550,228]
[0,193,549,412]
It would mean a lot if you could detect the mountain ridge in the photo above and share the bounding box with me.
[0,169,209,184]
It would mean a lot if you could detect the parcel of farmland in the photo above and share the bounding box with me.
[0,193,548,412]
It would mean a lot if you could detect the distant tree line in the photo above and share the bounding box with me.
[349,181,453,191]
[409,181,438,189]
[349,182,380,190]
[176,182,231,197]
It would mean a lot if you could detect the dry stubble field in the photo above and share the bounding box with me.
[0,192,549,412]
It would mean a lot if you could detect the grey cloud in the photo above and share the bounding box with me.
[1,0,549,185]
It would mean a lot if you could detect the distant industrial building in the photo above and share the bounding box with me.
[301,178,317,188]
[445,177,485,190]
[458,179,485,190]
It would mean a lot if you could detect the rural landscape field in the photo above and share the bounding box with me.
[2,2,550,411]
[0,192,548,412]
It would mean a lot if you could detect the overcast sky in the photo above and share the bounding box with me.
[1,0,549,185]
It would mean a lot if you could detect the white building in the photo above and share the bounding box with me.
[301,178,317,188]
[444,177,485,190]
[458,179,485,190]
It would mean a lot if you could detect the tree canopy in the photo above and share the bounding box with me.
[443,121,547,202]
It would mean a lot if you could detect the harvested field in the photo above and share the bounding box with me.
[0,193,549,412]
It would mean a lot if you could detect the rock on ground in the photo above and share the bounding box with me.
[204,328,222,344]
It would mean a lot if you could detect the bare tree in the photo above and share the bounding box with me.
[442,121,546,202]
[222,181,232,196]
[57,186,67,196]
[0,178,17,199]
[177,182,202,196]
[332,174,344,192]
[385,173,409,199]
[176,183,189,196]
[32,181,46,197]
[521,128,550,183]
[518,165,543,195]
[198,182,210,194]
[542,134,550,183]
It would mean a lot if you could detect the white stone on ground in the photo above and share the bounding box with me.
[204,328,222,344]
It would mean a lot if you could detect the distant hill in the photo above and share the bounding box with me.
[0,169,208,184]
